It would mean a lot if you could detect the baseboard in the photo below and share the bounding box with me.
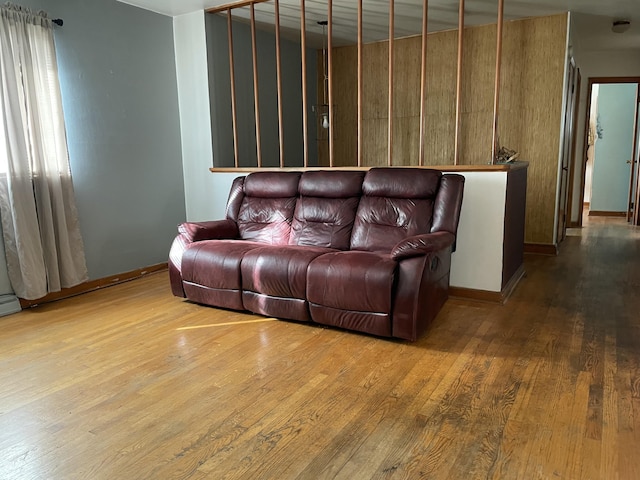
[524,243,558,256]
[501,264,526,303]
[450,265,525,305]
[588,210,626,217]
[19,263,168,308]
[0,294,22,316]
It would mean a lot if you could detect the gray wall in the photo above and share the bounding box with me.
[206,14,318,168]
[13,0,185,279]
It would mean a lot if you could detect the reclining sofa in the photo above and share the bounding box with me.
[169,168,464,341]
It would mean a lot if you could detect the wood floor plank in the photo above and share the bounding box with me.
[0,215,639,479]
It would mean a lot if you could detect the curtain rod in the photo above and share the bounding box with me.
[1,3,63,26]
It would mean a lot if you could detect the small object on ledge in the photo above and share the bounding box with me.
[496,146,519,164]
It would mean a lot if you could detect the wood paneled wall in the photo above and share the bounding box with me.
[318,13,568,244]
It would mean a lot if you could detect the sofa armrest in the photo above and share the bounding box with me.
[391,231,455,260]
[178,220,239,242]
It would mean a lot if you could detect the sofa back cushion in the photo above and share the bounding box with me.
[289,171,365,249]
[350,168,441,252]
[237,172,301,245]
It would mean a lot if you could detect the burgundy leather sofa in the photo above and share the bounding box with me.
[169,168,464,341]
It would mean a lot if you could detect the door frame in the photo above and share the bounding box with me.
[560,63,580,242]
[572,76,640,227]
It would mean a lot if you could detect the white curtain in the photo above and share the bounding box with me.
[0,4,87,300]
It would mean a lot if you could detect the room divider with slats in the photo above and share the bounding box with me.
[206,0,506,169]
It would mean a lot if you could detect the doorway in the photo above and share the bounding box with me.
[576,77,640,227]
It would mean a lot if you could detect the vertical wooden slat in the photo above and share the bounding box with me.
[250,3,262,167]
[454,0,464,165]
[388,0,394,166]
[274,0,284,167]
[227,10,239,168]
[300,0,309,167]
[491,0,505,164]
[418,0,428,166]
[357,0,363,167]
[328,0,334,167]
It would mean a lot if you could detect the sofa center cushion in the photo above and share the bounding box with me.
[307,251,397,314]
[242,245,337,300]
[288,170,365,250]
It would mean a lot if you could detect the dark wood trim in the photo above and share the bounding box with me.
[565,68,581,230]
[210,161,529,174]
[19,263,168,309]
[327,0,334,167]
[357,0,363,167]
[578,76,640,227]
[227,10,239,168]
[418,0,428,166]
[490,0,504,165]
[577,78,593,228]
[300,0,309,167]
[453,0,464,165]
[206,0,269,14]
[274,0,285,168]
[250,3,262,167]
[450,265,524,305]
[501,264,526,302]
[587,76,640,85]
[588,210,627,217]
[449,287,503,304]
[502,166,526,287]
[524,243,558,256]
[387,0,394,167]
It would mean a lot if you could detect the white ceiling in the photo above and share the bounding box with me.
[117,0,640,50]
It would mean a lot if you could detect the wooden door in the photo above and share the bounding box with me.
[556,61,577,244]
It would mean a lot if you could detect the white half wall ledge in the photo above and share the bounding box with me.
[206,170,508,294]
[449,171,507,293]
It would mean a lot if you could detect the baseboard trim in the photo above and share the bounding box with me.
[588,210,626,217]
[450,265,525,305]
[501,264,526,303]
[524,243,558,256]
[19,263,168,308]
[0,294,22,316]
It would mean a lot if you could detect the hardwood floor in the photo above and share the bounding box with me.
[1,217,639,479]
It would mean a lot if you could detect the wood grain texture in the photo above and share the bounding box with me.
[1,216,638,479]
[323,13,567,243]
[210,160,529,173]
[499,14,568,244]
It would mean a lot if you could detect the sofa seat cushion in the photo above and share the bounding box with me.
[181,240,264,291]
[307,251,397,314]
[242,245,336,300]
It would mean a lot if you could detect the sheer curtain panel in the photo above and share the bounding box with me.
[0,4,88,300]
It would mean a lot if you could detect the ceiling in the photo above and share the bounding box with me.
[117,0,640,50]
